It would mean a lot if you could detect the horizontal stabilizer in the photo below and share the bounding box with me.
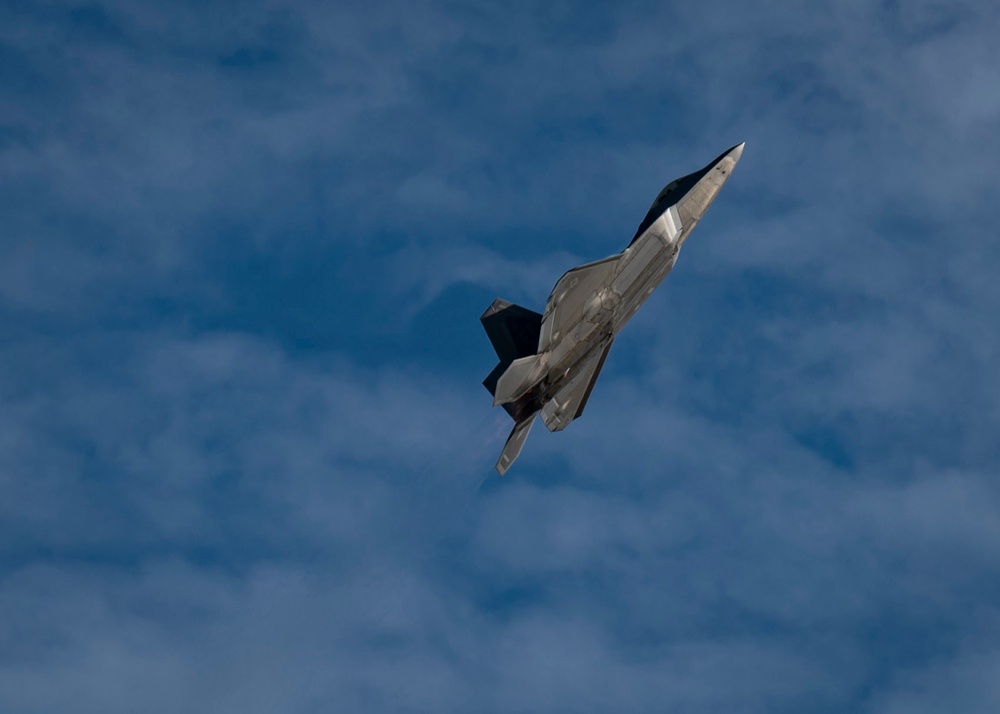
[481,298,542,398]
[493,353,545,407]
[496,414,536,475]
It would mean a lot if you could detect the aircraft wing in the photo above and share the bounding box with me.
[540,339,614,432]
[538,255,620,352]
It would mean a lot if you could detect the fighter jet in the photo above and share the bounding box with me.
[481,143,745,474]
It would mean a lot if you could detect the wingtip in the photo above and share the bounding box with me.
[494,414,536,477]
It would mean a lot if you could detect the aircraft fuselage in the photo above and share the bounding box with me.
[483,143,745,473]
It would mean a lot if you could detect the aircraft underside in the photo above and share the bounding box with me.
[481,143,745,474]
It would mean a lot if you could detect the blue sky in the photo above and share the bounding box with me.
[2,1,1000,711]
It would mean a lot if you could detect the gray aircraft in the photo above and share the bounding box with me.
[481,143,745,474]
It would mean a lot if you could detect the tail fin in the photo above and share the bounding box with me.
[496,414,536,475]
[480,298,542,398]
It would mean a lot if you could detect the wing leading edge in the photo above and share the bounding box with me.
[538,256,620,353]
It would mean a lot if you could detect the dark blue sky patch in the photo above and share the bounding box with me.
[409,282,504,370]
[530,2,617,49]
[66,3,130,44]
[878,0,967,44]
[793,424,855,470]
[0,43,54,100]
[217,46,283,70]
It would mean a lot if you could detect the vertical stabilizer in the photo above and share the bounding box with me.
[481,298,542,398]
[496,414,536,475]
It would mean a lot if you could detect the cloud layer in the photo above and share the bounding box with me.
[2,1,999,711]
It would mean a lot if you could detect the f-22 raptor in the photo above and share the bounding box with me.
[481,143,745,474]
